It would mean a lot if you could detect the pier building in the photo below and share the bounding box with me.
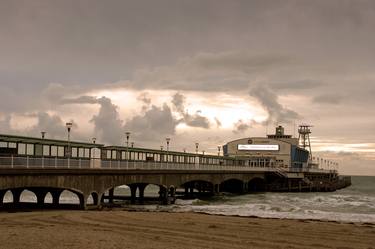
[223,126,309,169]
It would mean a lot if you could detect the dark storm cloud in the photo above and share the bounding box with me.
[269,79,323,91]
[249,85,300,124]
[124,104,179,142]
[60,95,180,145]
[313,94,344,105]
[233,120,253,134]
[172,93,210,129]
[61,96,99,105]
[27,112,67,139]
[90,97,124,145]
[0,111,69,139]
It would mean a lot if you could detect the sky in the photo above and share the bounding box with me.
[1,0,375,175]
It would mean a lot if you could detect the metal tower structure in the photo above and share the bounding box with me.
[298,125,313,161]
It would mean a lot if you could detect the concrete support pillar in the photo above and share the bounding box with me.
[108,188,114,204]
[197,184,202,193]
[11,189,23,205]
[35,189,48,207]
[0,190,6,206]
[130,185,137,204]
[189,187,194,194]
[159,186,168,205]
[214,184,220,194]
[138,184,147,204]
[79,194,87,210]
[243,182,248,193]
[51,190,62,206]
[298,181,302,192]
[169,186,176,204]
[288,180,292,192]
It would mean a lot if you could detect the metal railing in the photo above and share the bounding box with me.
[0,156,336,173]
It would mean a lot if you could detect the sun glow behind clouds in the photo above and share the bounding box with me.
[91,89,267,129]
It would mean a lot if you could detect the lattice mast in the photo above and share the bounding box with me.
[298,125,313,161]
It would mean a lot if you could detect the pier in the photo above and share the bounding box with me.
[0,157,350,210]
[0,125,351,211]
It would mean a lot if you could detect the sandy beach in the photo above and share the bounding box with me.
[0,210,374,249]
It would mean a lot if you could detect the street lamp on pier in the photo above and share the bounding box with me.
[195,142,199,154]
[166,138,171,163]
[218,146,221,156]
[166,137,170,151]
[65,122,73,158]
[92,137,96,144]
[125,132,131,161]
[41,131,46,139]
[125,132,131,147]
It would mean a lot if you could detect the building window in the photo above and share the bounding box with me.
[78,148,84,158]
[0,142,7,148]
[111,150,116,160]
[72,147,78,157]
[43,145,50,156]
[85,148,90,158]
[26,144,34,155]
[8,142,17,148]
[51,146,58,157]
[58,146,65,157]
[18,143,26,155]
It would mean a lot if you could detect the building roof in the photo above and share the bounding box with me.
[0,134,103,148]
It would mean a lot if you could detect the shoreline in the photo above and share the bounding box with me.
[0,209,374,249]
[116,206,375,226]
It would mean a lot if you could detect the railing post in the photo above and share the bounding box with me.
[55,157,57,168]
[79,159,81,169]
[42,157,44,169]
[26,156,29,169]
[68,158,70,169]
[11,155,14,169]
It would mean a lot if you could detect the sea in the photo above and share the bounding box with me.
[132,176,375,224]
[4,176,375,224]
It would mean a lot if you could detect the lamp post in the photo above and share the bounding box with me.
[195,142,199,154]
[66,122,73,168]
[41,131,46,139]
[131,142,134,148]
[66,122,73,157]
[166,138,170,163]
[125,132,130,161]
[92,137,96,144]
[218,146,221,156]
[125,132,131,147]
[166,138,170,151]
[202,150,205,155]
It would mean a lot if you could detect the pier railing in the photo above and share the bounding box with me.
[0,156,336,174]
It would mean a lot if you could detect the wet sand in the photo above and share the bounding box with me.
[0,210,374,249]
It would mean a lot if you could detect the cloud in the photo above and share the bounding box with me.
[233,119,253,134]
[137,92,152,111]
[269,79,323,90]
[60,95,99,104]
[249,84,300,124]
[27,112,68,139]
[214,117,222,128]
[90,97,124,145]
[313,94,344,105]
[171,92,210,129]
[124,104,179,143]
